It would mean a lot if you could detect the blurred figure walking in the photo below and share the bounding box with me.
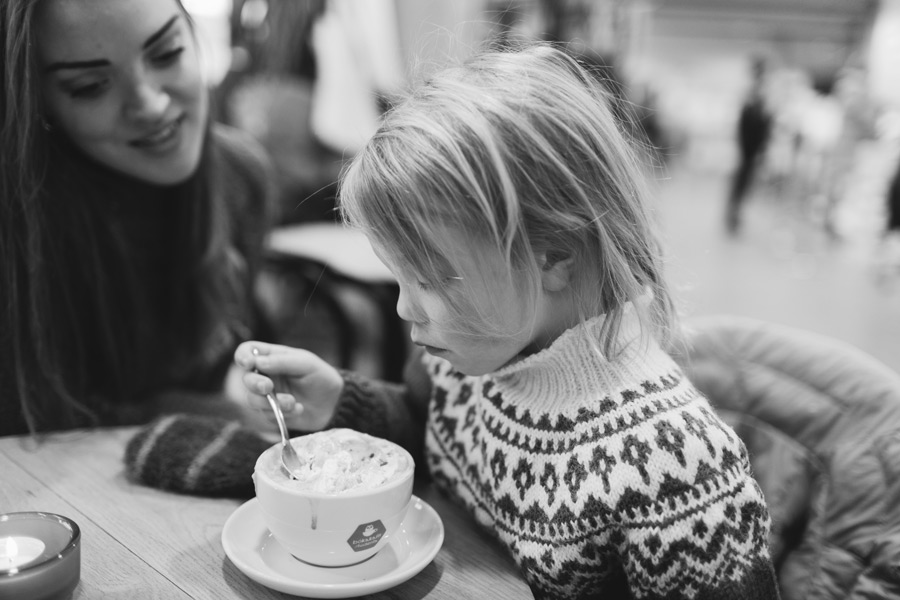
[886,157,900,239]
[726,58,773,234]
[877,155,900,283]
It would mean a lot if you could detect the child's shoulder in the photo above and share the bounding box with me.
[617,389,759,512]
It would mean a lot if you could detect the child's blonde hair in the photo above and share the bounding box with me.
[340,43,676,357]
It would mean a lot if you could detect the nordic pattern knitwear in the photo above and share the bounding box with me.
[423,316,779,599]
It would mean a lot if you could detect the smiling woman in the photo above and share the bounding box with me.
[0,0,278,436]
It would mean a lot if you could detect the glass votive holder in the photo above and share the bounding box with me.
[0,512,80,600]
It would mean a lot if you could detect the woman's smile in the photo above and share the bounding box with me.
[130,114,184,151]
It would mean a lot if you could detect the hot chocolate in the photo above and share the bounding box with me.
[253,428,416,566]
[258,428,411,494]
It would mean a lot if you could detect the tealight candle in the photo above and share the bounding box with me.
[0,536,46,571]
[0,512,80,600]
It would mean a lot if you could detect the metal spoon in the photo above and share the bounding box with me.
[252,347,304,480]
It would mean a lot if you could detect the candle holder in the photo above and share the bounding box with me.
[0,512,80,600]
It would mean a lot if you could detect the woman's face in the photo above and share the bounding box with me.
[36,0,208,185]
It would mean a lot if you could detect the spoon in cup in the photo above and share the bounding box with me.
[252,347,304,480]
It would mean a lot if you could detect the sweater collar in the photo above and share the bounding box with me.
[485,310,676,413]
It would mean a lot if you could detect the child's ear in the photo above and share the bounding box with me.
[539,251,573,292]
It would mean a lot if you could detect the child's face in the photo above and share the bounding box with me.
[376,231,558,376]
[36,0,208,185]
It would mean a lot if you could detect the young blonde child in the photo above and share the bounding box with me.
[235,44,779,599]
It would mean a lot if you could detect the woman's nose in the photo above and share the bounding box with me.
[124,79,170,122]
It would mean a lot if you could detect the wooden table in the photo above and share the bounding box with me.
[1,428,531,599]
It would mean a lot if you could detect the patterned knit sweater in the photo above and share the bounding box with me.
[294,314,777,598]
[415,317,779,599]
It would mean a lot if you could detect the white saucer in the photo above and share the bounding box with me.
[222,496,444,599]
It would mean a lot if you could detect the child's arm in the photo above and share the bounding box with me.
[123,348,431,499]
[233,342,431,461]
[618,474,780,599]
[327,356,430,466]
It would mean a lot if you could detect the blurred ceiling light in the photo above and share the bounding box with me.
[182,0,233,86]
[182,0,232,18]
[240,0,269,29]
[869,0,900,108]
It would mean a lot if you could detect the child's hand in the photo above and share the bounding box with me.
[233,341,344,432]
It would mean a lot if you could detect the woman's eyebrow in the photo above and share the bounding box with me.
[142,15,179,50]
[45,59,109,72]
[44,15,180,73]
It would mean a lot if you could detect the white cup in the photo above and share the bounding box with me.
[253,429,414,567]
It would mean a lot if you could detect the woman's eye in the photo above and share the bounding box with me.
[152,47,184,66]
[69,80,109,99]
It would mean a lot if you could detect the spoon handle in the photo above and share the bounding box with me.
[264,391,291,444]
[251,348,291,441]
[251,347,305,479]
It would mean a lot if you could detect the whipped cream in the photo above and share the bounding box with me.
[261,429,412,494]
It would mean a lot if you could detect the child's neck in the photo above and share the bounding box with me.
[520,292,582,357]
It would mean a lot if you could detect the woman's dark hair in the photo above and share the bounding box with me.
[0,0,242,433]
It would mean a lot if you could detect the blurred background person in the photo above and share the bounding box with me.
[878,152,900,281]
[792,74,844,235]
[889,160,900,239]
[725,57,773,234]
[820,65,879,238]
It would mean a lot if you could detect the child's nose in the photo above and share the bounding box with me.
[395,286,425,324]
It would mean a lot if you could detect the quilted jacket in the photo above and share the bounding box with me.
[674,315,900,600]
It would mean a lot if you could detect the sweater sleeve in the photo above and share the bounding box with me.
[618,473,780,599]
[327,348,432,469]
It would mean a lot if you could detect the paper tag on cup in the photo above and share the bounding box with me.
[347,520,386,552]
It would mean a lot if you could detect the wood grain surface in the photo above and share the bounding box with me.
[0,428,530,599]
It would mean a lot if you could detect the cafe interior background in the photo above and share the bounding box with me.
[184,0,900,377]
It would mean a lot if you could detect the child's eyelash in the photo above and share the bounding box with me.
[416,276,462,291]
